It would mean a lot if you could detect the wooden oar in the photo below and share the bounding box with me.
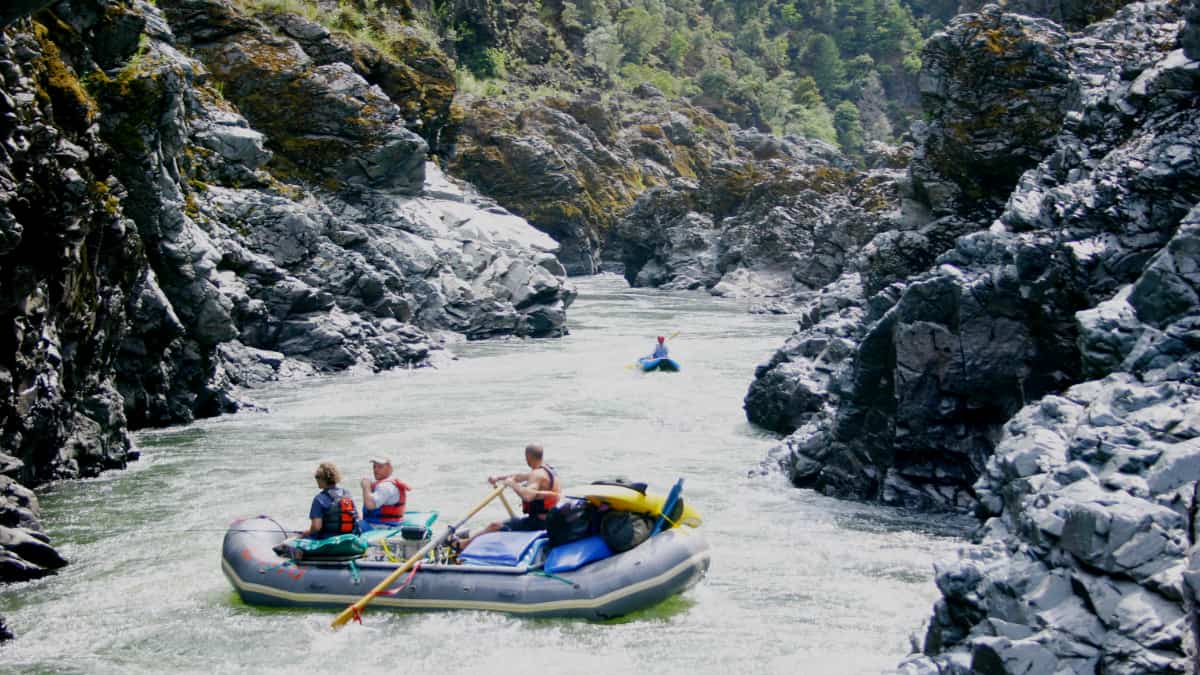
[330,484,506,629]
[498,490,518,518]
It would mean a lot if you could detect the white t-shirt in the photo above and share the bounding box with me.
[371,480,401,507]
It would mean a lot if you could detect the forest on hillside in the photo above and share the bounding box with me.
[256,0,962,157]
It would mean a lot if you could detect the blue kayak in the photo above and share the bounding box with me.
[638,357,681,372]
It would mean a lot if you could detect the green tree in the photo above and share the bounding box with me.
[734,18,767,56]
[666,29,691,70]
[788,100,837,145]
[802,33,844,98]
[834,100,866,155]
[697,65,736,98]
[762,34,790,74]
[584,25,624,73]
[793,76,824,108]
[618,6,667,65]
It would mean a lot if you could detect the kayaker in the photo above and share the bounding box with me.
[360,456,410,529]
[301,462,361,539]
[453,444,561,551]
[651,335,669,358]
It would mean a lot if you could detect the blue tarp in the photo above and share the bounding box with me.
[544,535,614,573]
[459,530,548,567]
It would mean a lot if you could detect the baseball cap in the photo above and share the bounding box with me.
[369,456,392,465]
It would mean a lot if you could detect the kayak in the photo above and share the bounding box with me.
[222,507,709,620]
[567,483,702,527]
[637,357,681,372]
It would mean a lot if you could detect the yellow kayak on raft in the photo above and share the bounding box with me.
[564,483,703,528]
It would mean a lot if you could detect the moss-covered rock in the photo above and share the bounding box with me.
[912,6,1074,220]
[162,0,427,194]
[448,92,744,274]
[260,10,457,155]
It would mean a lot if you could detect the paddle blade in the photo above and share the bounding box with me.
[651,478,685,536]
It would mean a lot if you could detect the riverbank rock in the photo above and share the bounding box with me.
[613,140,902,304]
[751,0,1197,511]
[0,0,575,610]
[898,374,1200,673]
[745,0,1200,670]
[1187,539,1200,671]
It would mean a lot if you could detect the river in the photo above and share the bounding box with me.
[0,275,971,674]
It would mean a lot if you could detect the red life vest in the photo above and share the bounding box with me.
[521,465,560,518]
[365,477,409,523]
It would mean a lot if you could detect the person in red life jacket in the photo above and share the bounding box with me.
[452,444,561,552]
[359,456,410,529]
[301,462,361,539]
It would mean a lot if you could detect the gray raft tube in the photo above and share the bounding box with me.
[222,517,711,620]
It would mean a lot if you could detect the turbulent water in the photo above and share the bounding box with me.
[0,275,971,674]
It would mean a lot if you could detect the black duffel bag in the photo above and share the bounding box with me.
[600,511,654,552]
[546,498,596,546]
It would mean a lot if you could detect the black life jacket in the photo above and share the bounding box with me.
[318,487,359,537]
[521,465,559,518]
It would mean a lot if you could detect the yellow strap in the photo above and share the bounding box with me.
[382,538,400,563]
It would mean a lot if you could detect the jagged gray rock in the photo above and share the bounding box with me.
[615,153,902,304]
[747,5,1200,668]
[0,0,577,629]
[910,5,1074,221]
[902,373,1199,672]
[956,0,1138,29]
[751,0,1200,512]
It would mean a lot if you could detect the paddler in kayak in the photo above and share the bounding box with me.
[650,335,669,359]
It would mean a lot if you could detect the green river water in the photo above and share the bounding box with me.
[0,275,970,674]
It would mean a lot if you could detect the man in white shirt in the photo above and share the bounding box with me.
[360,456,410,527]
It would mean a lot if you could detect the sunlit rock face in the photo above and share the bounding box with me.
[448,93,746,276]
[611,134,903,306]
[0,0,574,605]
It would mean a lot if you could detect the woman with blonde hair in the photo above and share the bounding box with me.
[301,462,361,539]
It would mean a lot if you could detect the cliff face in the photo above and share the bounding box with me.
[614,135,904,306]
[447,88,749,275]
[0,0,574,594]
[749,0,1196,511]
[744,0,1200,670]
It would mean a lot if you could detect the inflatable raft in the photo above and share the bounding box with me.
[222,510,709,620]
[637,356,681,372]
